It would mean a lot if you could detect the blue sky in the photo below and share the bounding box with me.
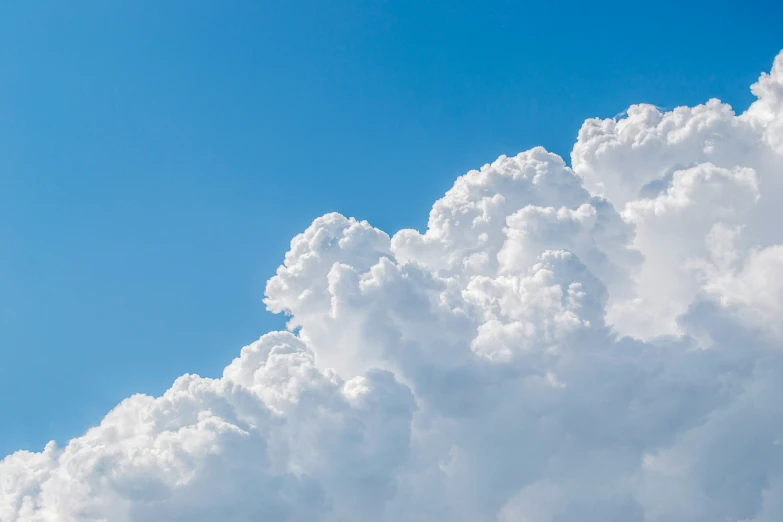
[1,0,781,458]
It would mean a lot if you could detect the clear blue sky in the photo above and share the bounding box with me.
[1,0,780,457]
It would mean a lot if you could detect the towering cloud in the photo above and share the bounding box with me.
[3,51,783,522]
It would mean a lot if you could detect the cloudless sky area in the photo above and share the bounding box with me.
[1,0,782,457]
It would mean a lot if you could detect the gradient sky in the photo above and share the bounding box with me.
[1,0,781,458]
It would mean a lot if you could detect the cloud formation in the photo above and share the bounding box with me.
[3,51,783,522]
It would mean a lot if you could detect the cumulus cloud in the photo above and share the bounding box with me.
[3,51,783,522]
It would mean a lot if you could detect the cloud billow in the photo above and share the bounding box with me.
[3,51,783,522]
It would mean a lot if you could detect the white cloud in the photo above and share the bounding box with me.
[3,51,783,522]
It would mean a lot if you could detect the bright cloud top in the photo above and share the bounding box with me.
[3,52,783,522]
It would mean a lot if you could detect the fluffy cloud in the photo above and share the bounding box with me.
[3,51,783,522]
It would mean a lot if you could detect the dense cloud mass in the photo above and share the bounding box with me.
[3,52,783,522]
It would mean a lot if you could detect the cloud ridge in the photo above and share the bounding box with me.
[4,51,783,522]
